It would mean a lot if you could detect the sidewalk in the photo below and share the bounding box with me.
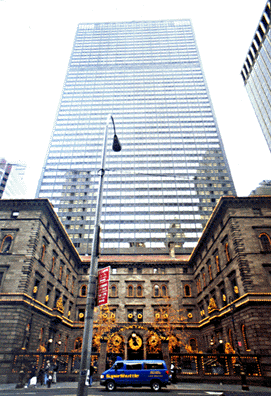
[175,381,271,393]
[0,381,271,393]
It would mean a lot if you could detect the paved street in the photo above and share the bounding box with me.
[1,382,271,396]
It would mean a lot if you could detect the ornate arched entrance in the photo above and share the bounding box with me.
[106,333,125,369]
[127,332,144,360]
[146,333,162,360]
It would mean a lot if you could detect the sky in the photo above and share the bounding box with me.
[0,0,270,198]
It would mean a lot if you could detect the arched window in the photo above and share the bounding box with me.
[208,264,213,281]
[80,285,87,297]
[202,272,206,288]
[259,233,271,252]
[127,285,134,297]
[64,335,69,352]
[51,257,56,273]
[241,324,250,351]
[65,272,69,288]
[215,255,220,272]
[189,338,198,352]
[40,244,46,262]
[136,284,143,297]
[161,284,167,297]
[225,242,231,262]
[228,328,234,349]
[39,327,44,343]
[0,235,13,253]
[78,309,85,322]
[74,337,82,351]
[184,284,191,297]
[59,266,63,281]
[110,284,118,297]
[153,284,160,297]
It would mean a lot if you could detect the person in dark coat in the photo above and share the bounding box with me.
[37,367,44,386]
[53,360,59,383]
[88,364,95,386]
[44,360,54,388]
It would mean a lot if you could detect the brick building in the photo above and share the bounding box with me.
[0,197,271,383]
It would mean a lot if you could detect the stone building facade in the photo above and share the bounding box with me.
[191,196,271,357]
[0,197,271,382]
[0,199,81,382]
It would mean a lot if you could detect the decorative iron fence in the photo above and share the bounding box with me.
[11,352,264,382]
[170,353,262,377]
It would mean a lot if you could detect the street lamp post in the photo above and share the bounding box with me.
[77,115,121,396]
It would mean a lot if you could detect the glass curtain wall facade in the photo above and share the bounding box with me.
[36,19,235,255]
[241,1,271,152]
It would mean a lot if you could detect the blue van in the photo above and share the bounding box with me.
[100,359,171,391]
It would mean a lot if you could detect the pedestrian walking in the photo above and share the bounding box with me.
[171,363,177,383]
[88,364,95,387]
[26,365,37,388]
[53,360,59,383]
[44,360,54,388]
[37,367,44,386]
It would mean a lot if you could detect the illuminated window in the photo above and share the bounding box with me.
[59,266,63,282]
[208,263,213,281]
[51,257,56,273]
[40,244,46,262]
[215,255,220,272]
[241,324,250,351]
[259,233,271,252]
[225,242,231,262]
[189,338,198,352]
[230,276,239,298]
[78,308,85,322]
[74,337,82,350]
[196,278,202,294]
[65,270,70,288]
[71,277,75,294]
[202,272,206,287]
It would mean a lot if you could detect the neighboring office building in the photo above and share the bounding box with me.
[250,180,271,195]
[0,159,26,199]
[241,1,271,152]
[36,19,235,256]
[1,197,271,383]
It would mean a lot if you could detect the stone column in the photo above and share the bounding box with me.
[161,340,170,369]
[143,335,147,359]
[98,340,107,375]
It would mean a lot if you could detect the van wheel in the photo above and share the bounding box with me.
[151,380,161,392]
[106,380,116,391]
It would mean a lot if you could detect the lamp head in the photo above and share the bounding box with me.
[112,133,121,152]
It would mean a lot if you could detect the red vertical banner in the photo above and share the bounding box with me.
[97,266,110,306]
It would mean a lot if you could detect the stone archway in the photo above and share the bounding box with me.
[146,333,163,360]
[127,332,144,360]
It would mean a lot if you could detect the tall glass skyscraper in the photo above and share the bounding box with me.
[36,19,235,255]
[241,0,271,153]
